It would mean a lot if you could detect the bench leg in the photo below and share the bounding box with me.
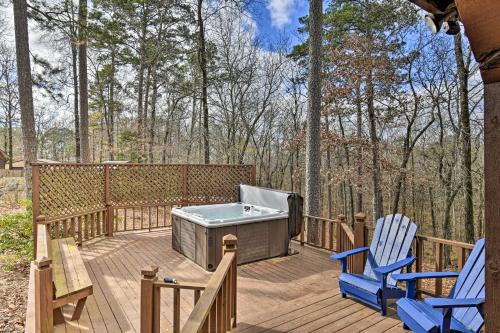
[54,307,65,325]
[71,297,87,321]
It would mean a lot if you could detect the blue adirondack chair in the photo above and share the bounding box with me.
[394,238,485,333]
[331,214,418,315]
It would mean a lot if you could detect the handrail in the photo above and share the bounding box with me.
[416,234,475,249]
[140,235,238,333]
[36,221,51,260]
[303,214,339,224]
[182,252,236,333]
[340,222,354,243]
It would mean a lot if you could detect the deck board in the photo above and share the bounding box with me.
[54,228,406,332]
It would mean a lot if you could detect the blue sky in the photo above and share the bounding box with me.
[251,0,309,47]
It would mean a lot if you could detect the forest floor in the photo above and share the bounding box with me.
[0,203,29,333]
[0,264,29,332]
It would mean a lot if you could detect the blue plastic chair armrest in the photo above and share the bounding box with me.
[392,271,459,281]
[425,298,485,309]
[330,247,370,261]
[373,256,416,276]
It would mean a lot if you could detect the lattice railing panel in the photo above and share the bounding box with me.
[110,165,184,206]
[33,163,255,221]
[37,164,105,218]
[186,165,255,203]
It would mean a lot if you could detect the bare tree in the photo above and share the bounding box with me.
[0,46,19,168]
[13,0,37,196]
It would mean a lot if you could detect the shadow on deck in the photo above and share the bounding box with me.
[55,228,405,332]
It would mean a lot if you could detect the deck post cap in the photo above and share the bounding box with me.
[35,256,52,268]
[354,212,366,222]
[223,234,238,252]
[337,214,346,222]
[141,266,159,277]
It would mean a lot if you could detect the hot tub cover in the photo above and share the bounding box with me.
[238,185,303,239]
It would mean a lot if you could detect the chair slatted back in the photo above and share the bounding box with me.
[364,214,417,286]
[450,239,485,333]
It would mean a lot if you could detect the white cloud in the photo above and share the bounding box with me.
[267,0,296,28]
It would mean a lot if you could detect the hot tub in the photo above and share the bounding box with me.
[171,202,290,271]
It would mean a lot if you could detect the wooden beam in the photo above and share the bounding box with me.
[484,81,500,333]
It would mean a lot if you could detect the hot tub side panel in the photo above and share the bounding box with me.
[172,215,289,271]
[210,218,288,267]
[268,218,289,258]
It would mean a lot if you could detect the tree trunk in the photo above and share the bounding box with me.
[71,43,80,162]
[13,0,37,197]
[197,0,210,164]
[429,186,437,236]
[325,115,333,218]
[78,0,90,163]
[107,51,116,160]
[355,84,363,212]
[338,114,355,223]
[454,33,474,243]
[7,104,13,169]
[367,70,383,219]
[136,4,148,162]
[143,65,151,153]
[305,0,322,233]
[148,66,158,163]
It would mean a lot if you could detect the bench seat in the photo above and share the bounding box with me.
[51,237,93,322]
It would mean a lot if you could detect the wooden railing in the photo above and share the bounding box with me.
[414,234,474,296]
[298,213,367,273]
[140,235,238,333]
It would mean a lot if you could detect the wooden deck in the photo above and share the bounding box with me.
[55,228,406,332]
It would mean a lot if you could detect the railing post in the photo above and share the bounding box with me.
[329,221,334,250]
[104,164,113,237]
[250,165,257,186]
[141,266,159,333]
[415,238,423,297]
[181,165,188,206]
[32,164,41,258]
[336,218,342,253]
[353,213,366,274]
[34,257,53,333]
[223,234,238,328]
[321,218,326,248]
[435,243,443,296]
[300,216,305,246]
[457,247,466,270]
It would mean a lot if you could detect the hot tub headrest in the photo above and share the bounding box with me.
[238,185,303,239]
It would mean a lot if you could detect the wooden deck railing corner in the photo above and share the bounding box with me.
[140,235,238,333]
[33,256,53,331]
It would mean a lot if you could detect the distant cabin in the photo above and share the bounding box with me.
[10,158,61,170]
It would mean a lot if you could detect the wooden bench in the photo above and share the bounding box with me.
[26,222,94,331]
[51,237,93,323]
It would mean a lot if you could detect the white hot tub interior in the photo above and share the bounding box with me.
[172,202,288,227]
